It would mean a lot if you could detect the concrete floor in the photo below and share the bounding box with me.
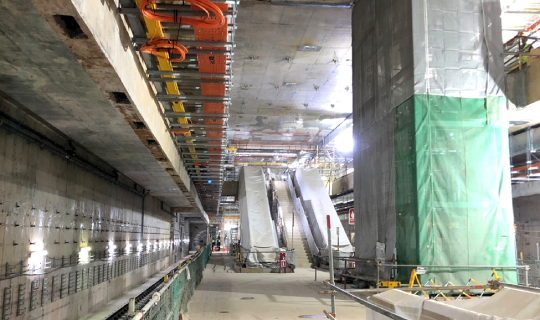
[186,253,366,319]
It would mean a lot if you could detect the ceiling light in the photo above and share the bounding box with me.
[282,82,298,86]
[298,45,322,52]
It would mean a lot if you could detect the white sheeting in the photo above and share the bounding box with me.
[367,288,540,320]
[238,166,279,267]
[295,168,354,256]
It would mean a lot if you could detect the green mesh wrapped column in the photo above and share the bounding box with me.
[353,0,517,285]
[394,95,516,284]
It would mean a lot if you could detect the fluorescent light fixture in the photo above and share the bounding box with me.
[108,243,117,258]
[30,242,44,252]
[282,82,298,86]
[30,250,48,259]
[29,250,48,269]
[298,45,322,52]
[79,247,92,264]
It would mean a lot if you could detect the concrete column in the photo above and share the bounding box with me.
[353,0,516,284]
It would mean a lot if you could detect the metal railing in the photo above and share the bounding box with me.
[105,245,211,320]
[518,259,540,287]
[333,256,531,286]
[269,182,288,249]
[286,173,319,258]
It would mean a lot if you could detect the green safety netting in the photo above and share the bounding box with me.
[143,246,211,320]
[394,94,517,285]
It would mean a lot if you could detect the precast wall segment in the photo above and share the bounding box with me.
[353,0,517,284]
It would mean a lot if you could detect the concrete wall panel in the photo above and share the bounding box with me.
[0,99,182,319]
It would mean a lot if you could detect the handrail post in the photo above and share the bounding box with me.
[327,215,335,316]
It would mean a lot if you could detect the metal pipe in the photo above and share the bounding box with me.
[178,143,227,148]
[133,37,235,48]
[173,124,227,129]
[182,152,225,156]
[335,258,530,269]
[165,112,229,118]
[118,7,236,17]
[177,137,227,142]
[494,281,540,293]
[159,95,230,102]
[150,78,231,84]
[147,69,232,78]
[337,284,492,293]
[325,282,409,320]
[323,310,337,320]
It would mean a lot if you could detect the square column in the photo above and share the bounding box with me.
[353,0,517,284]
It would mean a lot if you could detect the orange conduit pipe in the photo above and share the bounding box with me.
[139,0,226,28]
[140,39,188,62]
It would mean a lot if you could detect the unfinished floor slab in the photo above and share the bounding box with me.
[186,253,365,319]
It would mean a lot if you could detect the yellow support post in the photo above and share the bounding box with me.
[429,279,450,301]
[448,281,474,299]
[408,269,417,288]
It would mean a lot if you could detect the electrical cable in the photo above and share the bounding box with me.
[139,0,226,28]
[140,39,188,62]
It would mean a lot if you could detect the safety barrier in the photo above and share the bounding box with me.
[105,245,211,320]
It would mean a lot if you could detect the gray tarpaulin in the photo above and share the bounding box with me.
[238,166,279,267]
[295,168,354,256]
[353,0,516,284]
[367,288,540,320]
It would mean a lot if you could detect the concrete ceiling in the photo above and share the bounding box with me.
[228,1,352,150]
[0,0,192,208]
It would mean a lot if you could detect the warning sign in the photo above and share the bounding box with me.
[349,208,354,225]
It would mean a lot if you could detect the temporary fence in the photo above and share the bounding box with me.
[105,245,211,320]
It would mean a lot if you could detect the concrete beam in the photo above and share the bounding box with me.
[30,0,208,221]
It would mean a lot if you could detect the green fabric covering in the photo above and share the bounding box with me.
[143,246,211,320]
[394,94,517,285]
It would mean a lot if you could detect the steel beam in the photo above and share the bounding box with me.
[142,48,233,56]
[182,159,226,163]
[178,143,227,148]
[171,124,227,128]
[182,152,225,156]
[158,94,230,102]
[150,78,231,84]
[118,7,236,17]
[177,137,227,142]
[165,112,229,119]
[133,37,235,48]
[147,69,232,78]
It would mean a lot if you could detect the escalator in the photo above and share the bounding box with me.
[287,168,354,267]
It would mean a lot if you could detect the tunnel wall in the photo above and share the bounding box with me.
[0,97,182,319]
